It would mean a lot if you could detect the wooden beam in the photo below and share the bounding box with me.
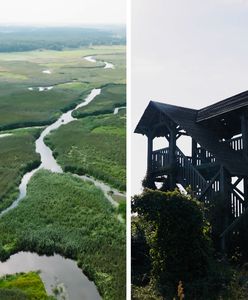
[219,166,231,252]
[198,169,220,201]
[241,113,248,158]
[147,131,153,175]
[232,176,242,188]
[244,177,248,209]
[191,139,197,166]
[169,128,177,189]
[220,209,248,239]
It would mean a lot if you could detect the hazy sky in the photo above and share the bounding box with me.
[132,0,248,194]
[0,0,126,25]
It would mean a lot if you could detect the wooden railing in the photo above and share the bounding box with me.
[176,148,206,193]
[151,147,216,200]
[224,136,243,151]
[231,189,245,218]
[152,148,170,172]
[196,148,216,165]
[176,147,215,199]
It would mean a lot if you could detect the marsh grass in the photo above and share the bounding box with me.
[46,113,126,190]
[0,272,55,300]
[73,83,126,117]
[0,46,125,130]
[0,170,126,299]
[0,128,41,212]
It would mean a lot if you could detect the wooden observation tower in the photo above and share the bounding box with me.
[135,91,248,250]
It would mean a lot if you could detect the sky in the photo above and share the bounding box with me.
[0,0,126,25]
[131,0,248,194]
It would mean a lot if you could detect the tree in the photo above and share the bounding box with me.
[132,189,212,296]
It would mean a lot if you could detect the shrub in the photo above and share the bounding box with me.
[132,189,212,297]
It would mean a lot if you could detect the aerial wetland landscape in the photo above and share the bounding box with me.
[0,27,126,300]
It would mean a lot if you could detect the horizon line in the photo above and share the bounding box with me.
[0,22,126,27]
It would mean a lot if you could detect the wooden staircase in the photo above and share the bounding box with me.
[152,145,247,247]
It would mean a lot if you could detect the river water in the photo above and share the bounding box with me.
[84,56,114,69]
[0,252,101,300]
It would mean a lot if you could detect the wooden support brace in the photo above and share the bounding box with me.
[198,170,220,201]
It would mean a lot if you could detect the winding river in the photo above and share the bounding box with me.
[0,252,101,300]
[0,57,124,299]
[84,56,115,69]
[1,88,101,216]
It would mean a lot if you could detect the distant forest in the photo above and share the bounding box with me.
[0,26,126,52]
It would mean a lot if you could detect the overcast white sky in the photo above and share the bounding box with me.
[0,0,126,25]
[132,0,248,194]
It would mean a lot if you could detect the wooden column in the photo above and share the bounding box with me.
[219,166,231,251]
[241,113,248,158]
[191,139,197,166]
[169,128,177,189]
[244,177,248,209]
[241,111,248,209]
[147,131,153,175]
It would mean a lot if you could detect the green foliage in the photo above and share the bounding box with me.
[46,113,126,190]
[132,189,212,298]
[0,128,41,212]
[142,173,156,189]
[132,283,163,300]
[0,170,126,300]
[131,217,151,286]
[73,83,126,117]
[0,272,55,300]
[117,200,126,220]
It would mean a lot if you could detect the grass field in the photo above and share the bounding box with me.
[0,272,55,300]
[0,170,126,300]
[0,46,125,130]
[46,112,126,190]
[73,83,126,117]
[0,128,41,212]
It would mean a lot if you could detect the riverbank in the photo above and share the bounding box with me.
[0,128,41,212]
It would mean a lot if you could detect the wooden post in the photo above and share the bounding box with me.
[192,139,197,166]
[147,131,153,175]
[219,166,231,252]
[169,128,177,189]
[244,177,248,209]
[241,113,248,158]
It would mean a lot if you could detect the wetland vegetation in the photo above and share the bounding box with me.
[0,128,41,212]
[46,112,126,190]
[0,170,125,299]
[0,272,55,300]
[73,83,126,117]
[0,27,126,299]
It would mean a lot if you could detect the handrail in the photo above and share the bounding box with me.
[176,147,209,198]
[223,136,243,151]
